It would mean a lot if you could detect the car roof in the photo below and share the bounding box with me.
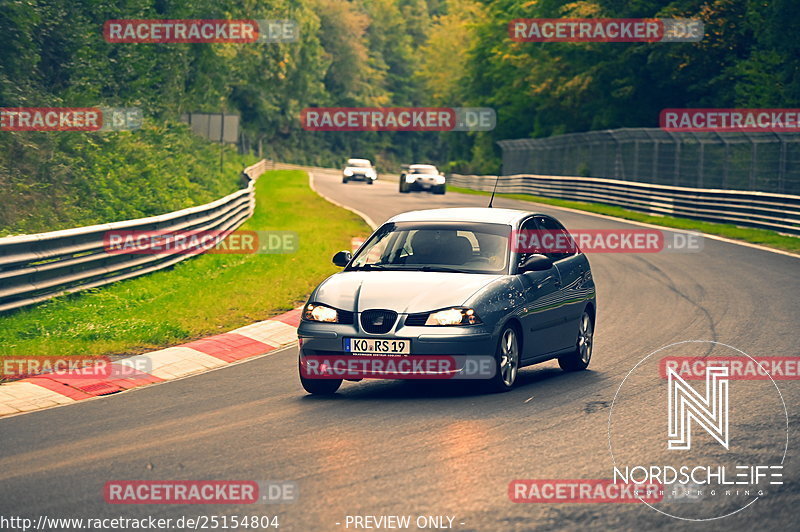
[346,158,371,164]
[387,207,536,226]
[409,164,436,168]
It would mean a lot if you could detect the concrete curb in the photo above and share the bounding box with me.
[0,308,303,418]
[0,167,380,420]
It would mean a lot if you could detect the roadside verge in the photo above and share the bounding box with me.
[0,170,374,418]
[0,308,302,418]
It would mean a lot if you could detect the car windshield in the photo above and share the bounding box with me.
[349,222,510,274]
[348,160,371,168]
[410,166,437,174]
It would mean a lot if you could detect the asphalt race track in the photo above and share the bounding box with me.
[1,169,798,531]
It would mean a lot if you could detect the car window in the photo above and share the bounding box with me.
[534,216,576,261]
[363,235,390,263]
[410,166,436,174]
[516,217,541,267]
[349,222,510,274]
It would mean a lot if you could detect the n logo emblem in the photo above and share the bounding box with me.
[667,365,729,450]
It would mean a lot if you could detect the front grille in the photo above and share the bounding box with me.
[360,309,397,334]
[404,313,429,326]
[337,309,355,324]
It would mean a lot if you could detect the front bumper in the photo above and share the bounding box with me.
[406,178,443,190]
[345,173,375,181]
[298,320,495,358]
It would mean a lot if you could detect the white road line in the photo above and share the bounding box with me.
[308,171,378,229]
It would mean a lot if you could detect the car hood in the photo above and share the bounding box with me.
[408,173,440,178]
[346,166,372,173]
[313,271,503,313]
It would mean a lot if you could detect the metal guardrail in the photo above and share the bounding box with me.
[499,128,800,195]
[448,173,800,236]
[0,160,269,313]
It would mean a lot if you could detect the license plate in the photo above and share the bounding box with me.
[422,183,431,188]
[344,338,410,355]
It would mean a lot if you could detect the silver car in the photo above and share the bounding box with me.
[298,208,597,394]
[399,164,446,194]
[342,158,377,184]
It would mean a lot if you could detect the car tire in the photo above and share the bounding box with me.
[484,324,520,392]
[342,177,349,184]
[399,180,409,193]
[434,185,446,195]
[367,179,374,185]
[558,311,593,372]
[299,356,342,395]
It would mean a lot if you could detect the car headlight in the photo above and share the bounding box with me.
[434,175,446,184]
[425,307,482,326]
[344,169,353,176]
[304,303,339,323]
[405,175,416,183]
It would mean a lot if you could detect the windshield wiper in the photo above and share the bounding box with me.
[349,264,394,271]
[413,266,472,273]
[350,264,473,273]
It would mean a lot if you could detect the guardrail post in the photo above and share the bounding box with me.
[723,140,730,188]
[779,136,787,194]
[652,141,659,183]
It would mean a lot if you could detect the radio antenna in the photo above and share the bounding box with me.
[487,174,500,208]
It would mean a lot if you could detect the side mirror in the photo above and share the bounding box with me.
[332,250,352,267]
[439,171,445,176]
[519,254,554,273]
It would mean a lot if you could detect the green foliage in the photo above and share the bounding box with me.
[0,121,250,235]
[0,0,796,230]
[444,0,800,167]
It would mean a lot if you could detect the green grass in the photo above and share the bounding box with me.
[0,170,371,358]
[449,186,800,254]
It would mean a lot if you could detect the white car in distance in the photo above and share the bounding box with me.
[399,164,446,195]
[342,158,377,184]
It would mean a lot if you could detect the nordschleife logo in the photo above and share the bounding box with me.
[608,341,788,521]
[667,365,729,450]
